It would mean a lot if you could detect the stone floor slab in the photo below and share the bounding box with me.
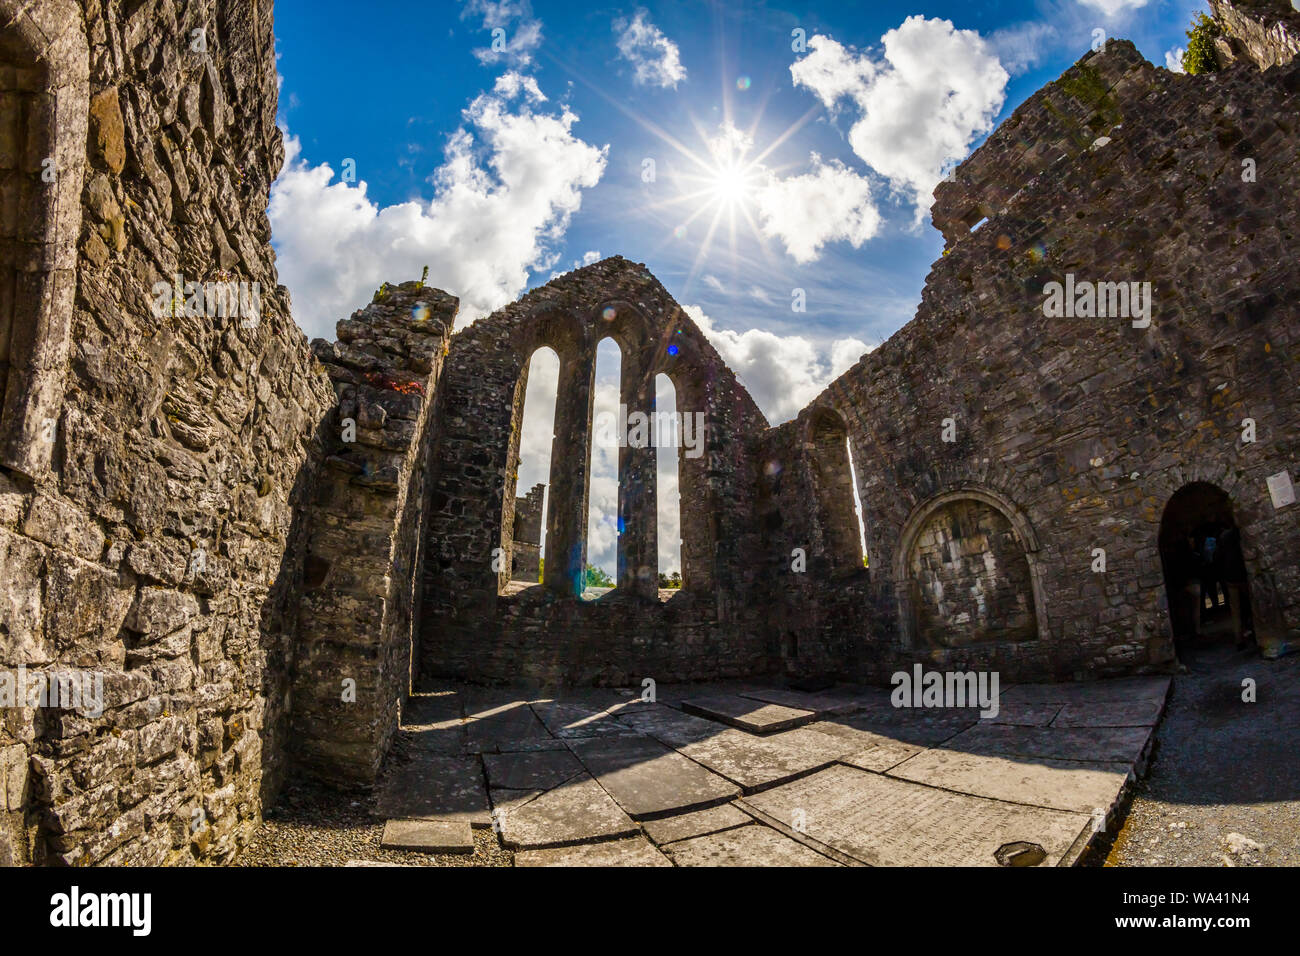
[738,686,872,716]
[614,703,722,746]
[641,803,753,845]
[403,693,463,725]
[889,747,1133,815]
[568,736,739,818]
[515,835,671,867]
[531,701,639,738]
[497,773,639,849]
[1051,699,1165,728]
[682,695,816,733]
[678,727,849,792]
[806,708,977,749]
[743,764,1092,866]
[944,723,1154,764]
[665,823,840,867]
[483,749,586,791]
[838,741,925,773]
[404,722,467,754]
[380,818,474,854]
[375,753,490,827]
[984,702,1063,727]
[464,704,555,752]
[1001,677,1171,706]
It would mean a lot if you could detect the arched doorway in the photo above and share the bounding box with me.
[1158,482,1254,649]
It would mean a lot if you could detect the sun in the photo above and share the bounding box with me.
[708,158,759,208]
[701,124,759,209]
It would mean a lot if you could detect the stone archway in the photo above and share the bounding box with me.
[894,488,1045,649]
[0,1,87,479]
[1158,481,1254,648]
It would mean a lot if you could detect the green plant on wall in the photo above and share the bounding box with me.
[1182,12,1222,75]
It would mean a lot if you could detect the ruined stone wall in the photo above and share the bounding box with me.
[292,282,455,785]
[419,256,772,687]
[0,0,334,865]
[817,42,1300,681]
[751,411,880,682]
[1210,0,1300,71]
[509,481,543,583]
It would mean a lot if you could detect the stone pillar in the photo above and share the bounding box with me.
[619,354,658,598]
[543,348,596,596]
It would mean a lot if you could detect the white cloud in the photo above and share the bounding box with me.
[549,249,602,280]
[654,369,681,575]
[269,72,607,339]
[1164,47,1186,72]
[754,155,882,263]
[688,121,881,264]
[614,9,687,89]
[586,368,622,576]
[463,0,543,68]
[989,21,1058,76]
[790,17,1008,218]
[683,305,870,425]
[1076,0,1150,17]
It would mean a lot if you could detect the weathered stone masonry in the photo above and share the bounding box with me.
[0,0,337,866]
[821,37,1300,680]
[1,0,1297,868]
[292,283,455,786]
[418,258,773,686]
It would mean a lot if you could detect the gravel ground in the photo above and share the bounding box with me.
[234,779,512,867]
[1101,643,1300,867]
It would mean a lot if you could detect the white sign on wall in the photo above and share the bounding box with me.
[1267,471,1296,510]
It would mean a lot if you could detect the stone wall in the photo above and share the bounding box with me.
[1210,0,1300,70]
[4,0,1299,869]
[816,41,1300,680]
[292,282,455,785]
[750,409,880,682]
[419,256,772,686]
[906,498,1038,648]
[510,482,544,584]
[0,0,334,865]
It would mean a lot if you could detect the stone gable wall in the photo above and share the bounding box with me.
[418,256,773,686]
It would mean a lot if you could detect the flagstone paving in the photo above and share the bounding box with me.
[374,676,1171,866]
[680,695,816,733]
[567,736,739,818]
[662,823,840,866]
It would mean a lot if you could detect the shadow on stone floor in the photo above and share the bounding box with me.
[365,674,1199,866]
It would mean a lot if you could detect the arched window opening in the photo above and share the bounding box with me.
[583,337,621,598]
[502,347,559,591]
[807,409,861,572]
[655,373,682,596]
[0,21,84,478]
[845,438,868,567]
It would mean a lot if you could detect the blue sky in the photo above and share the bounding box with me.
[270,0,1210,577]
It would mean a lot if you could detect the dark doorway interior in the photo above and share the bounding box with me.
[1158,482,1254,650]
